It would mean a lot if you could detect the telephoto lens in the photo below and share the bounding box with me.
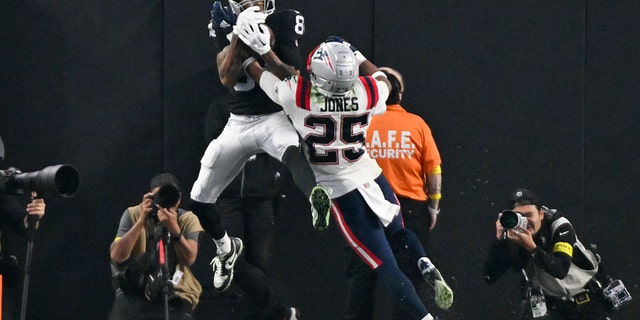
[153,184,180,208]
[499,210,528,230]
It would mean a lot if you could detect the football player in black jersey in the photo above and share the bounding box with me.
[189,1,324,319]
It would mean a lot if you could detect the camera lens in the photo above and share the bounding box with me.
[499,210,519,229]
[153,184,180,208]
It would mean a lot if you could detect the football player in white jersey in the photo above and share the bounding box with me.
[235,18,450,320]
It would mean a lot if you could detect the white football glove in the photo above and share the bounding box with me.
[237,20,272,55]
[233,6,267,34]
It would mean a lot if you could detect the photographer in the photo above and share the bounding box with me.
[0,191,45,318]
[109,173,204,320]
[483,188,627,319]
[1,135,47,319]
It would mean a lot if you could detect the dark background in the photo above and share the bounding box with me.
[1,0,638,319]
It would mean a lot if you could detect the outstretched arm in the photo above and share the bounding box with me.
[324,35,391,90]
[209,1,252,89]
[242,56,284,106]
[242,50,296,83]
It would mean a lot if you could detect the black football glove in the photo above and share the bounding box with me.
[209,1,237,38]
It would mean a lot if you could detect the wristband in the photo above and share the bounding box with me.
[428,205,440,215]
[353,50,367,66]
[428,193,442,200]
[371,71,387,79]
[242,56,257,70]
[170,232,182,242]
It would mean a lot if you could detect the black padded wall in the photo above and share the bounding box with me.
[1,0,166,318]
[0,0,638,319]
[372,2,587,318]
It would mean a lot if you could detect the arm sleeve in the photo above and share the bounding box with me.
[115,209,134,238]
[530,223,575,279]
[371,79,389,115]
[259,71,286,105]
[178,211,204,241]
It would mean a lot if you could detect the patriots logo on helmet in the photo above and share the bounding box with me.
[307,42,358,96]
[313,47,334,71]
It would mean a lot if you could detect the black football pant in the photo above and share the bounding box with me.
[216,196,290,320]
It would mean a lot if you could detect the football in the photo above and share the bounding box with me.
[266,25,276,47]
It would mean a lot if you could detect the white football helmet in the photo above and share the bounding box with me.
[307,42,358,97]
[229,0,275,16]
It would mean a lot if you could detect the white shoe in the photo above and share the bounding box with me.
[211,237,243,292]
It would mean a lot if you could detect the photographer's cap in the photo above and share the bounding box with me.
[150,173,180,191]
[510,188,539,208]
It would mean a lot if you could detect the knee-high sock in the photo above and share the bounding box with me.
[376,258,429,319]
[190,200,226,240]
[282,145,316,199]
[391,228,428,264]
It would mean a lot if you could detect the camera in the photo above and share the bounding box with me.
[500,210,529,230]
[111,259,145,294]
[145,270,175,303]
[153,184,180,208]
[149,183,180,219]
[0,165,80,198]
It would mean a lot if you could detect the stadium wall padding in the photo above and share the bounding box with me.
[0,1,638,318]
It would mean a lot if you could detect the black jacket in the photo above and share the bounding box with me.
[483,209,576,284]
[0,194,28,236]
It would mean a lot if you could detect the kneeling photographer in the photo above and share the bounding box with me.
[483,188,631,319]
[109,173,204,320]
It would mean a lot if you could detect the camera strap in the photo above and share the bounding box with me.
[522,269,548,318]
